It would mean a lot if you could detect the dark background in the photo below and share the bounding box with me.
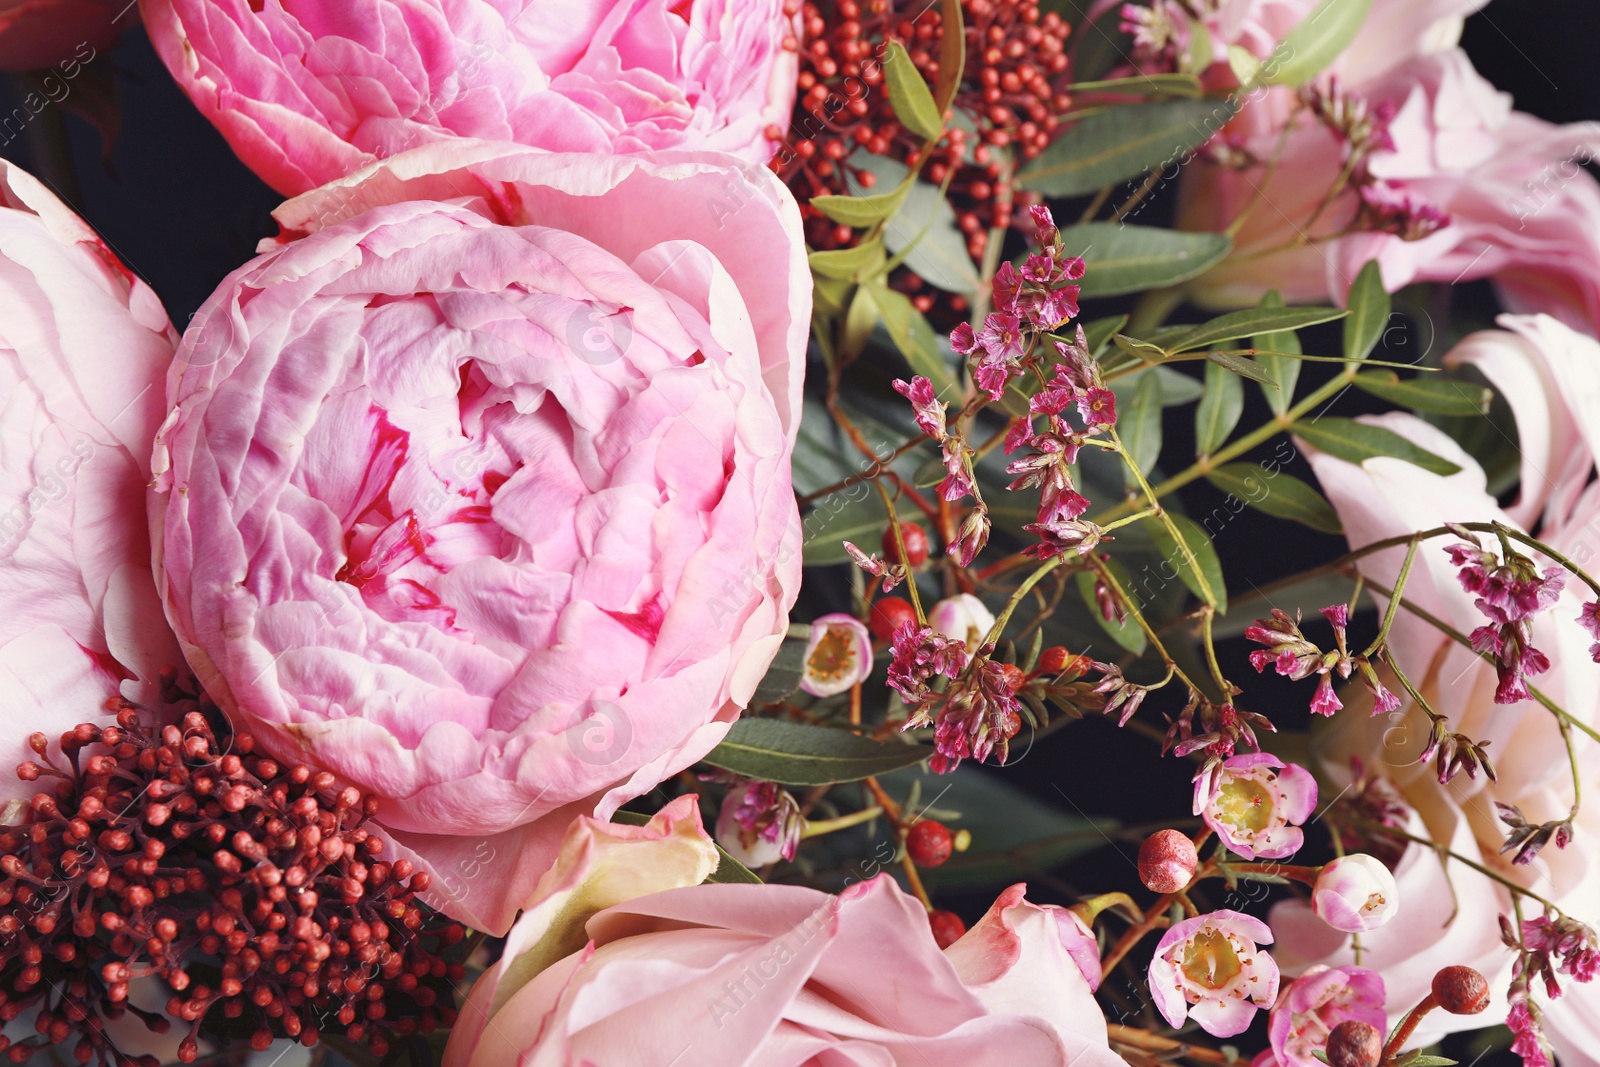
[1,4,1594,1062]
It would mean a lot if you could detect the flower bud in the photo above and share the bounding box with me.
[1432,965,1490,1014]
[882,523,930,567]
[927,594,996,654]
[1312,854,1399,933]
[868,597,918,642]
[1326,1020,1383,1067]
[1138,829,1198,894]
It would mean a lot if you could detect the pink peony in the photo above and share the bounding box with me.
[1267,964,1387,1067]
[150,142,809,934]
[140,0,801,195]
[447,807,1130,1067]
[1175,2,1600,332]
[1276,314,1600,1055]
[0,0,135,70]
[0,159,179,814]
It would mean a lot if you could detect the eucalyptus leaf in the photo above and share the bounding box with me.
[812,183,912,228]
[1069,73,1203,97]
[802,493,887,566]
[871,283,959,395]
[1195,358,1244,455]
[1205,351,1277,387]
[883,40,944,140]
[1206,463,1342,534]
[1143,512,1226,612]
[1253,290,1301,415]
[1120,371,1164,482]
[1292,417,1462,476]
[1353,372,1492,416]
[1113,333,1167,361]
[1019,98,1237,197]
[934,0,966,114]
[1263,0,1375,87]
[809,239,886,280]
[1062,223,1232,298]
[1343,259,1389,363]
[1166,306,1346,353]
[703,719,929,785]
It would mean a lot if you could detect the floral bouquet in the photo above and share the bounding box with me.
[0,1,1597,1065]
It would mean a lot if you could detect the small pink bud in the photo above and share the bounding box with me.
[1312,854,1399,933]
[1138,829,1198,893]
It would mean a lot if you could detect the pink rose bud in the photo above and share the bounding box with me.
[1138,830,1199,894]
[927,594,996,653]
[800,614,874,697]
[1313,855,1399,933]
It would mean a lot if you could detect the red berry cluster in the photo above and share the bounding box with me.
[0,691,463,1064]
[771,0,1072,291]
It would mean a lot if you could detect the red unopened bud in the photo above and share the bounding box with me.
[1326,1020,1382,1067]
[882,523,930,567]
[1035,646,1072,675]
[994,663,1027,693]
[928,909,966,949]
[906,821,953,867]
[1432,966,1490,1014]
[1137,829,1199,894]
[868,596,919,642]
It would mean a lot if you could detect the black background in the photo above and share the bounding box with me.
[1,4,1595,1061]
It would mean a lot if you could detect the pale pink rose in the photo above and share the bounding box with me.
[1266,964,1387,1067]
[150,142,809,935]
[0,0,135,70]
[0,159,179,816]
[448,863,1130,1067]
[139,0,800,195]
[1275,315,1600,1053]
[1175,3,1600,332]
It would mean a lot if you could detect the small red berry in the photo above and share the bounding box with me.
[1035,646,1072,676]
[906,821,953,867]
[995,663,1028,692]
[929,909,966,949]
[882,523,930,567]
[868,597,918,642]
[1325,1020,1383,1067]
[1137,830,1199,894]
[1432,966,1490,1014]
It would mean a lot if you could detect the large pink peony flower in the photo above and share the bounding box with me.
[139,0,801,195]
[1173,1,1600,332]
[1273,314,1600,1057]
[150,141,809,934]
[0,159,179,816]
[447,796,1129,1066]
[0,0,135,70]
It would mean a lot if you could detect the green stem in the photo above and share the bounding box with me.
[979,556,1066,649]
[1089,555,1199,694]
[802,806,885,838]
[875,480,926,625]
[1362,536,1419,658]
[1112,428,1219,609]
[1358,819,1566,916]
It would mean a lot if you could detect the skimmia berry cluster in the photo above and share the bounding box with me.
[0,687,463,1063]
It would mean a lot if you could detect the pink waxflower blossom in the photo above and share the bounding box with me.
[1077,386,1117,427]
[0,160,182,814]
[1267,965,1388,1067]
[1312,855,1399,933]
[916,656,1024,773]
[1023,518,1105,560]
[151,144,808,935]
[1357,181,1451,242]
[141,0,801,195]
[1580,601,1600,662]
[975,312,1027,398]
[1150,910,1280,1038]
[1246,607,1356,716]
[992,261,1023,315]
[716,779,804,867]
[800,614,873,698]
[1028,204,1060,247]
[1200,753,1318,861]
[894,375,948,440]
[940,437,978,503]
[1509,996,1553,1067]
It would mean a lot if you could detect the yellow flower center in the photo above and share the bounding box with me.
[1180,929,1243,990]
[807,627,859,683]
[1216,775,1274,833]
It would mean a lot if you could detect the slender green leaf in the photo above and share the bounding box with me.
[809,239,886,280]
[1069,73,1203,97]
[801,493,886,566]
[871,283,958,394]
[1062,223,1233,297]
[751,638,808,704]
[883,41,945,140]
[1113,333,1167,361]
[1263,0,1375,87]
[1205,351,1276,387]
[1121,371,1164,483]
[1166,306,1346,353]
[1343,259,1389,363]
[888,181,982,294]
[812,182,912,227]
[934,0,966,115]
[1019,98,1237,196]
[841,284,879,361]
[1195,359,1244,455]
[1292,417,1462,476]
[1253,290,1302,415]
[1353,372,1493,416]
[703,719,929,785]
[1151,366,1205,405]
[612,811,762,884]
[1076,568,1146,654]
[1143,511,1227,612]
[1206,463,1342,534]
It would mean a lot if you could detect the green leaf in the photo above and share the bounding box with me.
[887,180,982,294]
[1253,290,1302,416]
[1206,463,1342,534]
[1019,98,1237,197]
[1343,259,1389,363]
[1072,4,1133,82]
[801,493,886,566]
[883,40,945,141]
[1292,417,1462,476]
[912,455,946,487]
[1353,372,1493,416]
[1205,351,1277,387]
[702,719,929,785]
[882,766,1118,889]
[870,283,958,395]
[1113,333,1167,361]
[1062,223,1233,298]
[841,284,879,361]
[1263,0,1375,87]
[1069,73,1203,97]
[611,810,762,884]
[812,182,912,228]
[1393,1056,1457,1067]
[1120,370,1164,483]
[809,238,886,280]
[1195,358,1244,455]
[1143,511,1227,612]
[1083,314,1128,355]
[934,0,966,115]
[1166,306,1346,353]
[1076,568,1146,654]
[751,638,808,704]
